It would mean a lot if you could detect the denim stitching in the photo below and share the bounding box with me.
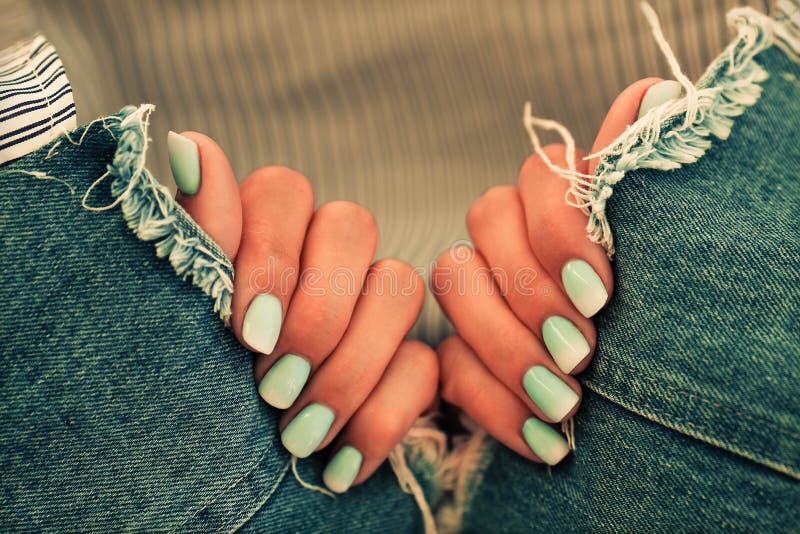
[174,450,291,531]
[588,359,800,442]
[215,460,292,533]
[586,381,800,479]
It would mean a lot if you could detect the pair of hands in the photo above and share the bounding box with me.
[169,78,670,492]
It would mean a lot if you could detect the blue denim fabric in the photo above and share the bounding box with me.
[461,38,799,534]
[0,111,424,531]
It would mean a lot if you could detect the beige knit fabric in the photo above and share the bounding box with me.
[5,0,765,342]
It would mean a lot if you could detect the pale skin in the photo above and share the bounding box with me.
[173,78,666,483]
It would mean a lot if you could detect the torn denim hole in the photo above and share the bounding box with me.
[523,1,800,257]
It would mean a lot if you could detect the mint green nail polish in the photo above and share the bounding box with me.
[561,259,608,318]
[542,316,591,374]
[281,403,335,458]
[167,131,200,195]
[323,446,363,493]
[242,294,282,354]
[638,80,682,119]
[523,366,579,422]
[258,354,311,409]
[522,417,570,465]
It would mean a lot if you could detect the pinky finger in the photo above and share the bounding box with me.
[323,340,439,493]
[438,334,570,466]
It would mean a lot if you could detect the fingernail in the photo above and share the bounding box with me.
[167,131,200,195]
[242,294,282,354]
[323,445,363,493]
[542,316,591,374]
[258,354,311,409]
[522,417,570,465]
[281,403,335,458]
[523,366,579,422]
[561,259,608,318]
[637,80,682,119]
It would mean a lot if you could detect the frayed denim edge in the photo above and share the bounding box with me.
[523,1,800,257]
[102,105,234,323]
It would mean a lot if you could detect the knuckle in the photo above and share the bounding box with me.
[369,411,408,443]
[466,185,516,231]
[243,165,314,207]
[400,340,439,399]
[437,336,465,403]
[316,200,378,238]
[368,258,425,307]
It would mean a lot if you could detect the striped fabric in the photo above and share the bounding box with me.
[0,35,75,165]
[4,0,766,342]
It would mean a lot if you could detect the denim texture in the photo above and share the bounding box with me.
[0,112,423,531]
[461,41,799,534]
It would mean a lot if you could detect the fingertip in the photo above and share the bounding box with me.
[169,130,242,259]
[588,77,664,175]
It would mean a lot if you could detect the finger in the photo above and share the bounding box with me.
[254,201,378,409]
[167,131,242,259]
[466,185,596,374]
[518,145,613,318]
[438,335,569,465]
[432,246,581,422]
[323,340,438,492]
[278,259,424,457]
[233,166,314,354]
[588,77,680,175]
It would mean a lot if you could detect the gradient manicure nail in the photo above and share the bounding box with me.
[258,354,311,409]
[242,294,282,354]
[542,316,591,374]
[323,445,363,493]
[522,417,570,465]
[280,403,335,458]
[167,131,200,195]
[523,366,579,421]
[638,79,682,119]
[561,259,608,317]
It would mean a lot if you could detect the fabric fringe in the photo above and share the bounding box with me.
[91,104,234,322]
[524,2,800,256]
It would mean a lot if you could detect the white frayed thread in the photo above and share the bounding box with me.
[389,442,438,534]
[523,3,797,256]
[45,140,62,160]
[81,105,152,213]
[290,456,335,498]
[8,169,75,195]
[561,417,576,451]
[384,412,493,534]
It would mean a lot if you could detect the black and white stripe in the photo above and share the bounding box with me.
[0,34,75,165]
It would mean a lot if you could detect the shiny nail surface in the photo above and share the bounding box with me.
[542,316,591,374]
[167,131,200,195]
[523,366,579,421]
[522,417,570,465]
[281,403,335,458]
[323,446,363,493]
[637,80,682,119]
[561,259,608,318]
[258,354,311,409]
[242,294,282,354]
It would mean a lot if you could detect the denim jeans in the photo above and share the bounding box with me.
[460,15,800,534]
[1,6,797,533]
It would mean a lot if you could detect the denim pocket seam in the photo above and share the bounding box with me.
[584,366,800,479]
[175,450,291,532]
